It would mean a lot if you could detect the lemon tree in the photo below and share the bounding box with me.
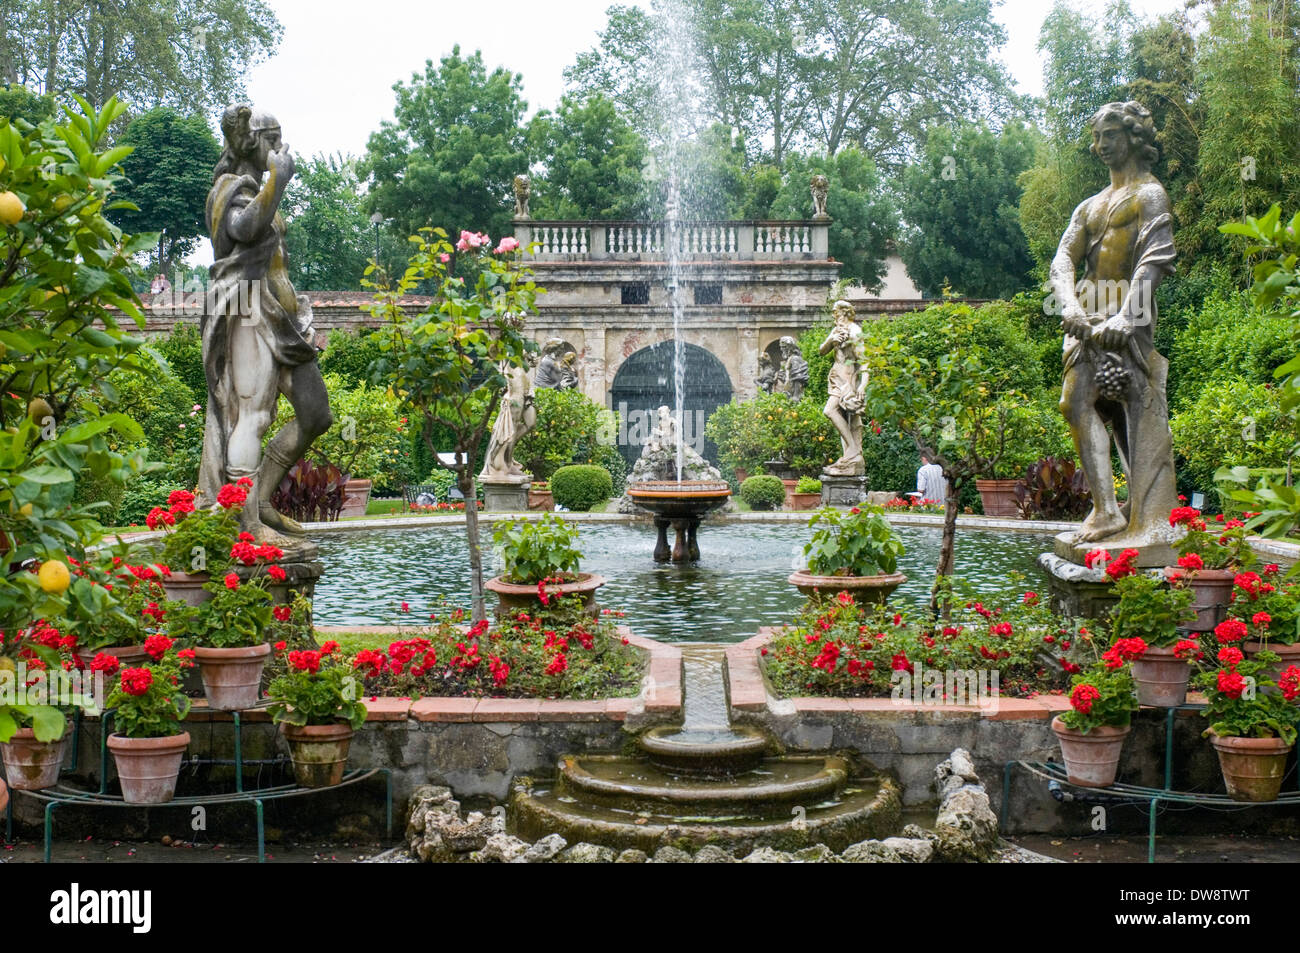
[0,97,154,740]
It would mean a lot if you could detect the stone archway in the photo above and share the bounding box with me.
[609,341,733,468]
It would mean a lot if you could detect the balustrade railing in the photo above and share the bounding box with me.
[515,219,828,261]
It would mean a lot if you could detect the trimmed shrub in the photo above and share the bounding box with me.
[551,464,614,512]
[150,322,207,405]
[740,474,787,510]
[118,476,186,527]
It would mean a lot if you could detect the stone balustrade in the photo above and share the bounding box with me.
[514,219,829,262]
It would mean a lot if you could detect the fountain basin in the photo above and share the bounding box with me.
[639,723,769,776]
[626,481,732,562]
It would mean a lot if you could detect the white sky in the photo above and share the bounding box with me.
[242,0,1187,161]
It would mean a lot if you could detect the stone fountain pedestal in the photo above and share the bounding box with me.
[820,473,866,507]
[481,478,530,512]
[627,481,731,564]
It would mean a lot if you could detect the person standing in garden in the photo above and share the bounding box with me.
[915,452,945,504]
[1049,100,1178,553]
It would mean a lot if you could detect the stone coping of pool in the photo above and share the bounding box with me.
[730,627,1208,720]
[122,627,680,725]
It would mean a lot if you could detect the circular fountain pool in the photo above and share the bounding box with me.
[307,520,1052,642]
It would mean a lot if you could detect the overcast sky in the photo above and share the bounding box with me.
[242,0,1188,161]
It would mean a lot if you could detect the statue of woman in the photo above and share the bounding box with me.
[198,105,332,551]
[819,300,866,476]
[480,355,538,482]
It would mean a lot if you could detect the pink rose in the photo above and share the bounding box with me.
[495,236,519,254]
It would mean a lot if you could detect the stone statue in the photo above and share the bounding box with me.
[558,351,579,390]
[778,336,809,401]
[819,300,866,476]
[533,337,567,389]
[1049,100,1178,555]
[629,405,721,484]
[480,353,538,483]
[756,352,777,394]
[513,174,531,220]
[810,174,830,220]
[198,104,332,553]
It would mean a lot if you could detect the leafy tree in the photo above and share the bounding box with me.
[0,84,55,125]
[283,154,375,291]
[111,107,220,273]
[527,94,649,220]
[365,231,538,622]
[1,0,281,111]
[363,46,529,243]
[513,388,621,482]
[769,148,898,287]
[899,122,1038,298]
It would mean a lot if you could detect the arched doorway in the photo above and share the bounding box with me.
[609,341,733,468]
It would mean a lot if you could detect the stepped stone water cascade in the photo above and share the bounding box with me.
[508,646,903,854]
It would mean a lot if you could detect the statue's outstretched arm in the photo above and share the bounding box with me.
[1050,199,1091,338]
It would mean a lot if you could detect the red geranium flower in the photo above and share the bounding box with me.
[1214,618,1248,644]
[120,667,153,696]
[224,572,240,590]
[1070,683,1101,714]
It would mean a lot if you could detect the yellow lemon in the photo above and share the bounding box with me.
[38,559,71,594]
[0,657,15,674]
[0,191,24,226]
[53,193,74,213]
[18,503,33,517]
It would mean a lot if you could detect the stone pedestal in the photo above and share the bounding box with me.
[482,479,531,512]
[820,473,866,507]
[1039,550,1166,621]
[234,559,325,604]
[653,517,701,563]
[1052,530,1177,569]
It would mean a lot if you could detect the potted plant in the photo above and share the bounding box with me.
[80,564,172,667]
[167,572,274,710]
[1108,573,1198,706]
[527,480,554,511]
[104,644,195,804]
[1225,567,1300,689]
[149,481,250,604]
[0,625,93,791]
[1051,662,1139,787]
[266,641,368,787]
[485,514,604,616]
[789,505,907,604]
[1195,648,1300,801]
[1167,506,1256,632]
[791,476,823,511]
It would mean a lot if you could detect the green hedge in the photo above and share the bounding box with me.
[740,475,786,510]
[551,464,614,512]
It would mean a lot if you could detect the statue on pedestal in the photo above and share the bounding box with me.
[1049,100,1178,557]
[534,338,568,390]
[558,351,579,390]
[810,174,830,220]
[480,354,538,484]
[513,174,531,220]
[777,336,808,401]
[819,300,866,477]
[756,352,777,394]
[198,105,332,555]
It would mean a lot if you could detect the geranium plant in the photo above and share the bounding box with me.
[151,482,250,574]
[266,641,366,728]
[1057,663,1139,734]
[166,572,273,648]
[105,644,195,738]
[492,514,582,585]
[1195,648,1300,744]
[803,505,904,577]
[1108,573,1196,648]
[1169,506,1255,572]
[1224,566,1299,645]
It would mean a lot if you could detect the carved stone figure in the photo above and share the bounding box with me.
[810,174,830,219]
[480,353,538,483]
[818,300,866,476]
[534,337,567,390]
[629,405,721,484]
[198,105,332,554]
[513,174,531,220]
[756,352,777,394]
[778,336,809,401]
[558,351,579,390]
[1049,100,1178,556]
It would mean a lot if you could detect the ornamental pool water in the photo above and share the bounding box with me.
[309,521,1053,643]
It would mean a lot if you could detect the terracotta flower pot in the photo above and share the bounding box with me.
[1131,644,1192,708]
[282,722,354,788]
[975,479,1021,519]
[0,777,7,815]
[527,483,554,511]
[0,726,69,791]
[193,643,272,710]
[1209,731,1292,802]
[162,570,212,607]
[787,569,907,606]
[781,479,799,508]
[338,477,372,519]
[484,573,606,619]
[790,491,822,511]
[1051,716,1130,787]
[1172,568,1235,633]
[107,732,190,804]
[99,644,150,668]
[1243,640,1300,699]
